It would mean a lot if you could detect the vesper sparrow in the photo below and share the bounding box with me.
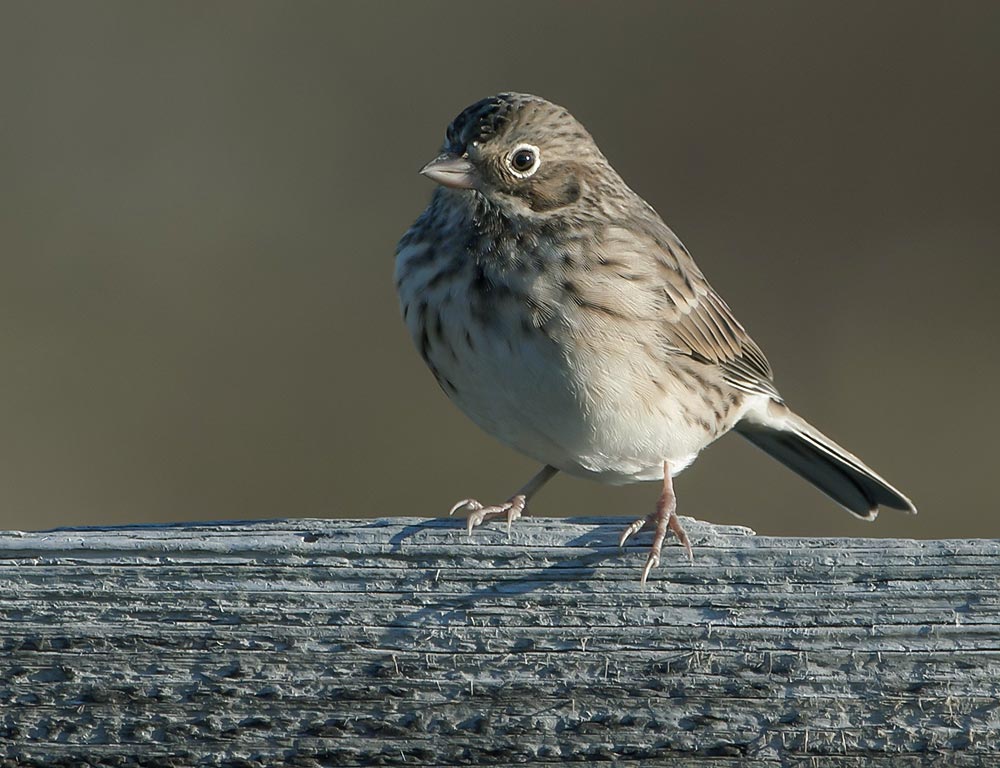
[395,93,915,582]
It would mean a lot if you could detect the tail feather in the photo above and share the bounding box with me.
[735,401,916,519]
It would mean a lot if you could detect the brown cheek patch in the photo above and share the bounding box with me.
[527,177,582,213]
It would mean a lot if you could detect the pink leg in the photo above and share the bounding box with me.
[449,465,559,534]
[619,462,693,584]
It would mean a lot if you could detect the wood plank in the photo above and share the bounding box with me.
[0,516,997,766]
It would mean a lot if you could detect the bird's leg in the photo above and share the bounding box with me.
[619,461,694,583]
[449,465,559,535]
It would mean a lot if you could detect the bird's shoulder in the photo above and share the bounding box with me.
[572,213,777,396]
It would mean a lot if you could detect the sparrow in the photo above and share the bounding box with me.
[394,93,915,583]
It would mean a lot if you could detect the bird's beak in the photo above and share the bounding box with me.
[419,153,477,189]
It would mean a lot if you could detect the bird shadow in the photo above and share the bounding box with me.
[372,516,637,643]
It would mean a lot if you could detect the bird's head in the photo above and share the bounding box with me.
[420,93,608,215]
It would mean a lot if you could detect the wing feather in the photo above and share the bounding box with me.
[598,221,777,397]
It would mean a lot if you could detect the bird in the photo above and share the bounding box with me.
[394,92,915,583]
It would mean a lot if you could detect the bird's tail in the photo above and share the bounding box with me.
[734,400,916,519]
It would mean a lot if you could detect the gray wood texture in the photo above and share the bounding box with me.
[0,516,997,766]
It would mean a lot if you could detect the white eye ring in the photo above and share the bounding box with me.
[507,143,541,178]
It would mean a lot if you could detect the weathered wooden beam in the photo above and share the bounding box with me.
[0,516,997,766]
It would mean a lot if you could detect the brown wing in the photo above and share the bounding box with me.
[595,221,778,398]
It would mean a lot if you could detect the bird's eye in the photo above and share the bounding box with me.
[508,144,540,177]
[511,149,535,171]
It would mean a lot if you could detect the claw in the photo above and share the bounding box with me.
[448,494,527,536]
[670,514,694,563]
[449,499,483,517]
[624,512,693,582]
[504,495,526,533]
[641,551,660,585]
[618,516,648,548]
[622,461,694,582]
[465,505,502,534]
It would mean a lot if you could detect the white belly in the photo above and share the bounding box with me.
[397,243,752,484]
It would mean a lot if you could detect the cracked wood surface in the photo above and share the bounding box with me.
[0,516,998,766]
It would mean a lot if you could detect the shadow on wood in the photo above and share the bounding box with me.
[0,516,997,766]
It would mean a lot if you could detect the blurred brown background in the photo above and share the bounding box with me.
[0,2,996,537]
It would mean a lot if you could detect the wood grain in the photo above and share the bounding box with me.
[0,516,997,766]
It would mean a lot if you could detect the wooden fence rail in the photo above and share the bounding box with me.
[0,516,998,766]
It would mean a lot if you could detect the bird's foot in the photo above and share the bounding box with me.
[619,511,694,584]
[449,494,527,535]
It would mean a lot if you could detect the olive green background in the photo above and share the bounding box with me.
[1,2,996,537]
